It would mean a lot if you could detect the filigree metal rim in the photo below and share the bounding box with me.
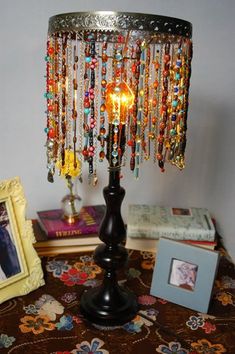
[48,11,192,38]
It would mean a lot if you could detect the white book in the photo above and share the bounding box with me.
[126,236,217,253]
[127,205,215,241]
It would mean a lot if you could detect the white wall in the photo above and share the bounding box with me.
[1,0,235,259]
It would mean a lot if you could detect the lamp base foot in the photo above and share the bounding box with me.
[80,285,138,326]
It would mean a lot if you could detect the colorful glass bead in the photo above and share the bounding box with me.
[99,151,105,159]
[112,150,118,157]
[48,128,56,139]
[48,105,54,112]
[175,73,181,80]
[84,108,90,115]
[156,153,163,160]
[48,47,54,55]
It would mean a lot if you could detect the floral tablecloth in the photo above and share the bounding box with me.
[0,246,235,354]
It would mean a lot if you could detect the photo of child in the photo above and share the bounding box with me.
[0,202,21,282]
[169,258,198,291]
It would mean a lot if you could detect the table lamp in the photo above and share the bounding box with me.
[44,11,192,326]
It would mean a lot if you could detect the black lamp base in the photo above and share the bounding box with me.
[79,168,139,326]
[80,283,138,326]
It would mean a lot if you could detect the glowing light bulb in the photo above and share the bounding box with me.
[106,81,134,124]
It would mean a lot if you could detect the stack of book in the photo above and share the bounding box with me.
[126,205,217,252]
[33,205,105,256]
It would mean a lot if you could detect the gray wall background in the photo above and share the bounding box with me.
[1,0,235,259]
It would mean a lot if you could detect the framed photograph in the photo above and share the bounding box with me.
[150,237,220,313]
[0,177,44,304]
[171,208,192,216]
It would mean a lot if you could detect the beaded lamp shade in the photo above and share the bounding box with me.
[44,12,193,326]
[45,11,192,183]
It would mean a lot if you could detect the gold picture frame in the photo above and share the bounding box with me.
[0,177,44,304]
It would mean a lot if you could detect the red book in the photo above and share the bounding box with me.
[37,205,105,239]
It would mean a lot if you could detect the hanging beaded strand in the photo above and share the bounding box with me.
[118,35,128,168]
[139,41,146,166]
[92,41,100,186]
[45,36,56,182]
[133,41,145,179]
[55,36,63,176]
[98,38,108,162]
[106,41,114,166]
[156,42,171,172]
[167,41,181,165]
[112,44,122,167]
[61,34,68,169]
[152,45,161,164]
[82,40,91,167]
[121,32,130,167]
[66,36,73,173]
[146,44,155,160]
[78,40,85,178]
[128,40,141,172]
[179,39,192,168]
[72,40,78,170]
[88,33,96,178]
[142,43,150,161]
[53,38,60,168]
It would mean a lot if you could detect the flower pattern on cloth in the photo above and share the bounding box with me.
[61,292,77,303]
[49,255,102,288]
[140,308,159,320]
[157,298,168,304]
[123,313,154,333]
[0,334,16,348]
[60,268,89,286]
[35,294,64,321]
[71,337,109,354]
[83,279,101,287]
[156,341,189,354]
[128,267,142,278]
[23,304,39,315]
[140,251,156,269]
[123,319,143,333]
[55,315,74,331]
[190,338,226,354]
[216,291,234,305]
[74,261,101,279]
[186,315,205,330]
[140,251,155,260]
[19,294,80,336]
[216,275,235,289]
[197,313,216,321]
[19,315,56,334]
[1,248,235,353]
[46,260,71,278]
[202,321,216,334]
[138,294,156,305]
[141,259,155,270]
[79,255,93,263]
[72,316,82,324]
